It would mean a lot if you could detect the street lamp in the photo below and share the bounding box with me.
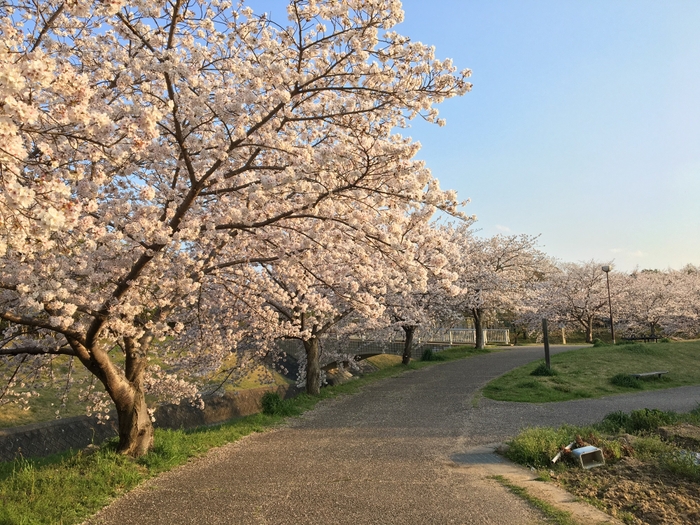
[601,265,615,344]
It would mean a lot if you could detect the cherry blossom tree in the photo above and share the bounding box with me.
[530,260,619,343]
[671,265,700,337]
[379,220,466,363]
[449,231,547,349]
[236,224,396,396]
[0,0,471,455]
[616,269,681,337]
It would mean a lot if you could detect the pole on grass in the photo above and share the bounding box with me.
[542,318,551,369]
[601,265,616,345]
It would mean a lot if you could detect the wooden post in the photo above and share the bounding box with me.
[542,319,551,369]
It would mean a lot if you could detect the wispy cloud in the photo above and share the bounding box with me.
[632,250,645,258]
[609,248,623,253]
[495,225,511,233]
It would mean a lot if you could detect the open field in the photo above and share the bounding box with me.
[483,340,700,403]
[0,345,488,525]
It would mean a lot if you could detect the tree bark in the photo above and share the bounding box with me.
[113,384,154,456]
[303,337,321,396]
[401,325,415,365]
[110,339,154,456]
[473,308,485,349]
[69,338,154,457]
[585,318,594,343]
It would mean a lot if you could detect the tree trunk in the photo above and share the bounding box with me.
[585,318,594,343]
[110,338,154,456]
[561,327,567,345]
[71,337,154,457]
[113,385,154,456]
[402,325,415,365]
[303,337,321,396]
[473,308,485,349]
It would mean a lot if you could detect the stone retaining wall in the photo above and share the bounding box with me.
[0,415,119,462]
[0,383,300,462]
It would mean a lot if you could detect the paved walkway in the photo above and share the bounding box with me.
[85,346,700,525]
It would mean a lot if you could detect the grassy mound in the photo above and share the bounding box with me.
[484,340,700,403]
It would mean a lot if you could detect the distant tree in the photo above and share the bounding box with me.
[449,231,547,349]
[672,265,700,337]
[531,261,619,343]
[617,269,681,337]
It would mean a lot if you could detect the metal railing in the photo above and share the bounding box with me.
[389,328,511,345]
[278,328,511,365]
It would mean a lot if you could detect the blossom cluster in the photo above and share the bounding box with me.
[0,0,471,444]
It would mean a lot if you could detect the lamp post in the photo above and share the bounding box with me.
[601,265,615,344]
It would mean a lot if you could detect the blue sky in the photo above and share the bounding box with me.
[397,0,700,271]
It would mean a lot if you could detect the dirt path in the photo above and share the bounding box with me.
[85,346,700,525]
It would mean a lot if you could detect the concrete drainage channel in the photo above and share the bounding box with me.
[450,445,622,525]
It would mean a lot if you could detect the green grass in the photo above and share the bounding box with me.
[483,340,700,403]
[260,391,299,417]
[530,362,558,376]
[0,415,274,525]
[489,475,578,525]
[0,344,490,525]
[505,407,700,469]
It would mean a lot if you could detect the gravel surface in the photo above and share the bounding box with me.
[85,346,700,525]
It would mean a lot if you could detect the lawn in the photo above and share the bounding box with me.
[483,340,700,403]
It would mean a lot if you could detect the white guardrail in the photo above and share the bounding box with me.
[350,328,510,345]
[422,328,510,345]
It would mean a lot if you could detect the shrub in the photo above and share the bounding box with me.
[600,411,632,433]
[506,426,575,468]
[421,348,434,361]
[592,338,607,347]
[634,436,673,460]
[530,362,557,377]
[599,408,677,434]
[619,343,658,355]
[660,337,671,343]
[610,373,643,389]
[260,391,298,417]
[421,348,446,361]
[690,404,700,419]
[628,408,677,432]
[662,450,700,482]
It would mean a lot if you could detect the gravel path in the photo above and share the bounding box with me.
[85,346,700,525]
